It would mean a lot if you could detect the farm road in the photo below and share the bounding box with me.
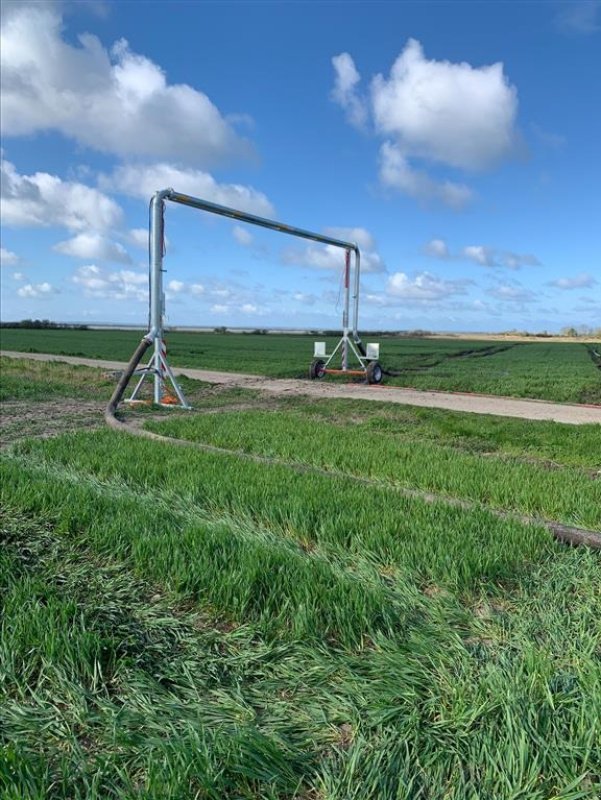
[3,350,601,425]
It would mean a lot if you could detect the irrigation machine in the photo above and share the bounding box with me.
[120,189,382,411]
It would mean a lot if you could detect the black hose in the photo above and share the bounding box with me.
[103,340,601,551]
[105,336,152,430]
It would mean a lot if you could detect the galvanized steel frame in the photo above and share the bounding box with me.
[128,188,367,409]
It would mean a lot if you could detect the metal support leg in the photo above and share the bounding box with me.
[342,249,351,370]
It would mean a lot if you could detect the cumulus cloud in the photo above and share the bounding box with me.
[283,226,385,273]
[423,239,540,270]
[364,271,471,308]
[72,263,147,301]
[17,281,56,298]
[549,272,597,289]
[128,228,149,249]
[462,244,540,269]
[102,163,275,217]
[233,225,253,246]
[379,143,472,208]
[462,245,499,267]
[54,232,132,264]
[332,39,519,207]
[487,282,536,303]
[424,238,450,259]
[167,279,185,293]
[0,246,20,266]
[372,39,518,170]
[1,156,122,231]
[502,252,541,269]
[331,52,367,129]
[386,271,470,302]
[0,3,252,166]
[13,271,27,281]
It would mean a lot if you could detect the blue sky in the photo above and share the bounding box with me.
[1,0,600,333]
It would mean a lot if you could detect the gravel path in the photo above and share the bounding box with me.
[3,350,600,425]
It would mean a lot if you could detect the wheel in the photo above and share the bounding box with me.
[309,359,326,379]
[366,360,383,384]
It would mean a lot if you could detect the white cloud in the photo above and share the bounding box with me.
[0,3,252,166]
[17,281,56,298]
[550,272,597,290]
[502,252,541,269]
[371,39,518,170]
[332,39,519,207]
[72,263,147,301]
[54,232,132,264]
[102,163,275,217]
[379,142,472,209]
[462,245,498,267]
[0,246,20,266]
[462,244,540,269]
[1,156,122,231]
[386,271,470,302]
[211,304,228,314]
[331,52,367,129]
[555,1,600,35]
[241,303,258,314]
[12,271,26,281]
[233,225,253,246]
[283,226,385,273]
[365,271,471,308]
[293,292,318,306]
[128,228,148,249]
[162,278,204,296]
[424,239,450,259]
[326,226,379,255]
[211,287,232,298]
[487,282,536,303]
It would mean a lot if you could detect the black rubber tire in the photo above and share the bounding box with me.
[309,359,326,379]
[366,360,383,384]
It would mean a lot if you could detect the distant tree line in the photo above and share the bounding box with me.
[0,319,89,330]
[503,326,601,338]
[560,326,601,338]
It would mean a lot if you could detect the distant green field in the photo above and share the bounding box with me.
[1,327,599,402]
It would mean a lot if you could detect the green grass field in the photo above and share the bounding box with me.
[1,358,600,799]
[1,328,599,403]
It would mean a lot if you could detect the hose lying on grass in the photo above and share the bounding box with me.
[105,339,601,552]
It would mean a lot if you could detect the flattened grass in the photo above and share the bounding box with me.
[145,409,601,529]
[2,476,600,798]
[7,430,551,592]
[1,358,600,798]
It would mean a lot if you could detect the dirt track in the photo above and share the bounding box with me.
[3,350,601,425]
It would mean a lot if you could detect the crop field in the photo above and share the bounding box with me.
[1,357,600,799]
[2,328,600,403]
